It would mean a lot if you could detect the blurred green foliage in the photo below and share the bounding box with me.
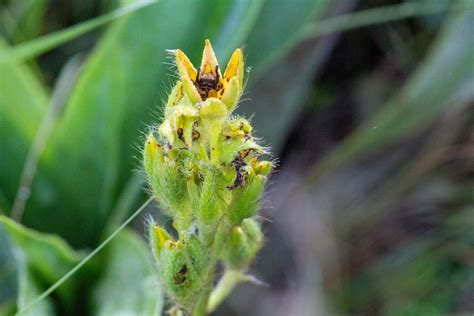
[0,0,472,315]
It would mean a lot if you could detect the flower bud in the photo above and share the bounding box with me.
[149,222,172,258]
[220,219,263,269]
[143,133,161,178]
[157,233,207,309]
[197,165,226,225]
[145,145,188,222]
[165,81,185,110]
[228,170,266,224]
[249,158,272,175]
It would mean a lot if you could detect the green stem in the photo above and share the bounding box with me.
[191,219,230,315]
[191,281,214,316]
[207,269,247,313]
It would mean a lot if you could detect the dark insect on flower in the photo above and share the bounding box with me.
[177,128,185,142]
[194,65,223,100]
[227,155,247,190]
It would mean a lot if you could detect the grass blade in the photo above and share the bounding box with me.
[15,197,152,315]
[298,1,473,40]
[0,0,157,64]
[10,54,82,222]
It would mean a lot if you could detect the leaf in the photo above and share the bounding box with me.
[5,0,51,43]
[0,1,157,64]
[0,216,82,308]
[91,229,162,316]
[0,38,48,211]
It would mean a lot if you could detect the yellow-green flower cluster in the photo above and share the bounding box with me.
[144,40,271,313]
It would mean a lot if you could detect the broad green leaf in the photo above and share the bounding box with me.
[306,4,474,184]
[0,38,48,211]
[91,229,162,316]
[0,216,82,308]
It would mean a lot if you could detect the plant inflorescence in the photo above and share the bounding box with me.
[143,40,272,315]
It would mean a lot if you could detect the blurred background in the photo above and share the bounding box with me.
[1,0,473,315]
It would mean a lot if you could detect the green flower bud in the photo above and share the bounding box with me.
[149,222,172,259]
[153,161,187,211]
[249,158,272,175]
[165,81,185,109]
[143,132,162,178]
[220,218,263,269]
[158,234,208,309]
[196,165,227,225]
[228,171,266,224]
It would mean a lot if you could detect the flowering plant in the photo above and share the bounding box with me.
[144,40,272,315]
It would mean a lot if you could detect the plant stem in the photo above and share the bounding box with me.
[191,220,230,315]
[207,269,247,313]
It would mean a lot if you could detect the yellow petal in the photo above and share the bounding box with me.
[182,77,202,104]
[150,224,172,255]
[166,82,184,109]
[144,133,159,176]
[176,49,197,81]
[223,48,244,90]
[145,133,158,159]
[199,39,221,78]
[220,77,240,111]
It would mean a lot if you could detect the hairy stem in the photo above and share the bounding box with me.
[191,220,229,315]
[207,269,247,313]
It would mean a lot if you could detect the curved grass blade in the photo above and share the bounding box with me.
[298,1,473,41]
[10,54,83,222]
[245,0,329,80]
[250,1,474,82]
[212,0,265,59]
[14,197,152,315]
[0,38,48,215]
[0,0,157,64]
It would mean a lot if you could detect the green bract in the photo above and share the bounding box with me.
[143,40,272,315]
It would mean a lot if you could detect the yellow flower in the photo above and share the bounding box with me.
[174,39,244,110]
